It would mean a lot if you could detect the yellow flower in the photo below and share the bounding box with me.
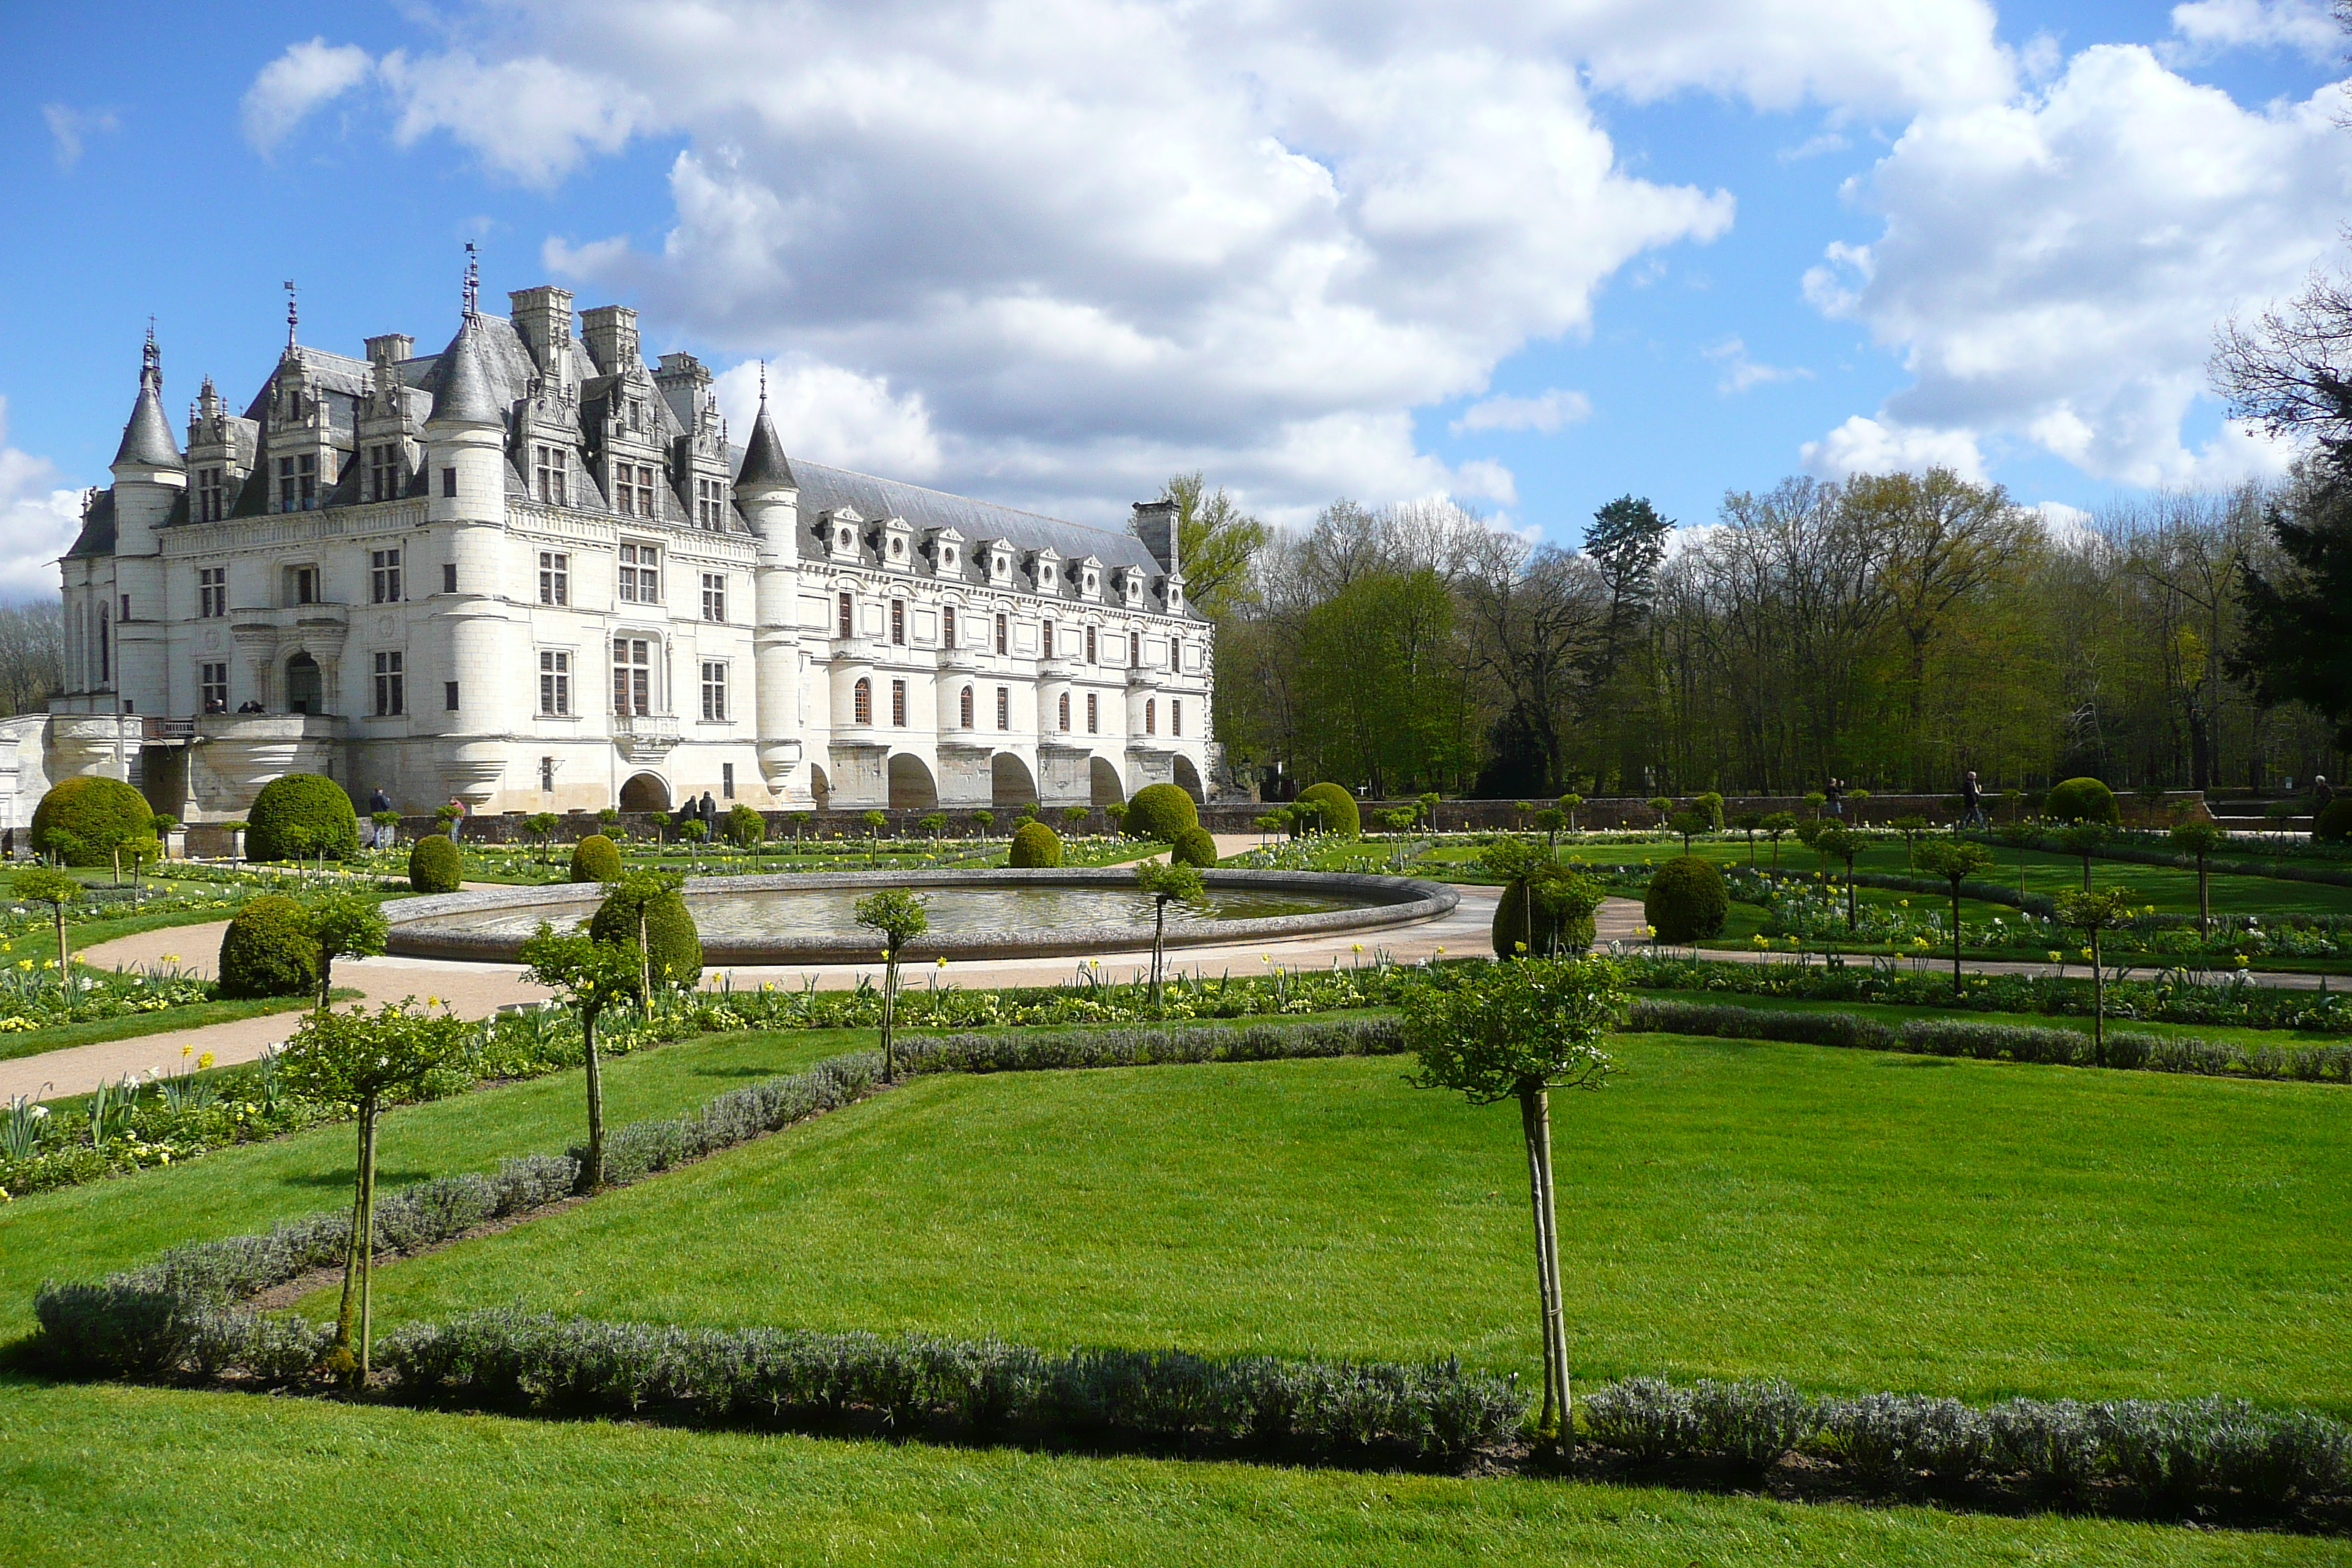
[198,1052,214,1069]
[2048,951,2064,964]
[161,954,178,964]
[937,957,948,968]
[182,1044,193,1059]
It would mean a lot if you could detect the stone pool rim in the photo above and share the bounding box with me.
[381,867,1460,965]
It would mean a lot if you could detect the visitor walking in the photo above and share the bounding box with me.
[1825,777,1844,818]
[2315,775,2335,813]
[1961,770,1986,829]
[445,796,468,843]
[367,788,392,848]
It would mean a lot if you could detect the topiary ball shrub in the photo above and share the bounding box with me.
[1492,868,1601,958]
[2316,799,2352,844]
[245,773,361,862]
[30,776,152,867]
[2045,776,2120,827]
[409,833,462,894]
[568,833,624,882]
[216,894,320,1000]
[1293,781,1361,839]
[1125,783,1198,843]
[589,880,704,994]
[1009,820,1063,867]
[1169,825,1218,868]
[1644,856,1728,943]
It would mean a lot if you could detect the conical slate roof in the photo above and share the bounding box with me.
[736,396,795,491]
[112,341,181,470]
[426,316,505,428]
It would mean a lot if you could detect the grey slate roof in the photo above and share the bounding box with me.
[113,383,182,470]
[423,317,505,427]
[736,402,794,491]
[65,491,114,558]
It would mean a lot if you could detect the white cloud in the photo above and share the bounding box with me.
[1453,459,1520,505]
[1801,415,1986,480]
[1704,337,1812,393]
[1450,389,1591,434]
[1779,130,1851,162]
[41,105,118,170]
[2168,0,2342,62]
[241,38,373,154]
[379,50,652,188]
[2032,500,2095,547]
[1809,45,2348,488]
[0,400,86,600]
[711,358,941,481]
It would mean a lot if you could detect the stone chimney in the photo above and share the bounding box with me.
[581,305,641,377]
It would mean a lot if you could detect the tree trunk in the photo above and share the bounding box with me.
[318,951,333,1013]
[2089,930,2105,1063]
[53,906,69,1004]
[1846,860,1858,930]
[1950,883,1964,998]
[357,1096,377,1379]
[583,1008,605,1190]
[1518,1081,1572,1451]
[333,1107,366,1365]
[881,954,898,1082]
[2197,856,2211,935]
[638,913,652,1007]
[1151,902,1166,1014]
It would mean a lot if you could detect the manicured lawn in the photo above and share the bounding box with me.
[343,1039,2352,1411]
[2,1379,2324,1568]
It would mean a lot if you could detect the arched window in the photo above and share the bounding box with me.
[1145,698,1156,735]
[960,685,974,728]
[853,677,872,725]
[1058,692,1070,731]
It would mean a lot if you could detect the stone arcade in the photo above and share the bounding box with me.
[18,287,1213,824]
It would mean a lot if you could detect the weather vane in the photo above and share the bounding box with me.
[463,242,479,318]
[759,358,767,403]
[283,281,298,347]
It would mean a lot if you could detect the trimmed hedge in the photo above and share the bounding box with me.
[1293,781,1360,839]
[2046,776,2121,826]
[30,776,152,867]
[245,774,361,862]
[2317,798,2352,845]
[1126,783,1199,843]
[1643,856,1727,943]
[1169,825,1218,867]
[589,881,704,993]
[568,833,624,883]
[1491,868,1600,959]
[215,894,319,1000]
[408,833,462,894]
[1009,820,1063,867]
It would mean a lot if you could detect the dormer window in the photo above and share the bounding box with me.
[276,454,316,513]
[941,546,957,570]
[695,476,727,528]
[368,444,402,504]
[1040,564,1055,588]
[889,537,904,559]
[1083,569,1098,596]
[839,527,853,549]
[197,467,225,521]
[535,445,569,506]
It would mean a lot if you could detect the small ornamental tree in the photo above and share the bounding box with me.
[1915,838,1995,998]
[1134,859,1205,1012]
[518,924,644,1191]
[1645,796,1672,827]
[589,870,700,1000]
[919,812,949,840]
[1418,791,1443,831]
[2054,885,2139,1060]
[1404,958,1623,1450]
[1665,808,1711,853]
[853,889,930,1081]
[1998,819,2040,895]
[1812,823,1861,930]
[276,1000,473,1384]
[2057,821,2110,890]
[309,891,388,1012]
[1759,811,1797,870]
[1254,812,1283,847]
[862,809,889,865]
[728,803,764,849]
[972,809,995,840]
[1104,802,1130,835]
[2046,776,2121,827]
[1803,791,1828,818]
[14,868,80,999]
[1555,793,1582,833]
[1533,807,1567,859]
[1061,804,1091,833]
[1890,813,1929,868]
[1730,811,1764,866]
[523,813,561,863]
[2170,820,2228,933]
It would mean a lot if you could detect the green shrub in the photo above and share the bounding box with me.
[1009,820,1063,867]
[2315,799,2352,844]
[1124,782,1197,843]
[29,776,152,866]
[216,894,320,1000]
[1293,780,1360,839]
[727,803,764,848]
[588,878,703,994]
[1490,867,1602,957]
[1644,856,1728,943]
[1169,825,1218,867]
[2046,776,2120,826]
[568,834,624,882]
[408,833,462,894]
[245,774,360,862]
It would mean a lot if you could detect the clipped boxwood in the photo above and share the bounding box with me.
[1124,782,1197,843]
[2046,776,2120,826]
[1644,856,1728,943]
[1169,824,1218,868]
[1491,867,1601,958]
[30,776,152,867]
[408,833,462,894]
[568,833,624,882]
[245,774,360,862]
[2316,799,2352,844]
[216,894,320,1000]
[589,881,704,994]
[1293,780,1360,839]
[1009,820,1063,867]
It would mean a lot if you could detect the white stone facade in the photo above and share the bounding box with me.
[44,291,1211,824]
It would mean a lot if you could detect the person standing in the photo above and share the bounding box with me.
[1825,777,1845,818]
[699,790,717,827]
[445,796,467,843]
[1961,770,1986,829]
[367,788,393,848]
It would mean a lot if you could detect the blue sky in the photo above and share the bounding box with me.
[1,0,2346,592]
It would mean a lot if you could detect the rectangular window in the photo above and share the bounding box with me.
[539,650,571,717]
[701,661,728,721]
[198,661,227,712]
[1130,631,1140,666]
[441,467,457,498]
[1043,620,1055,660]
[197,567,226,619]
[891,678,908,726]
[1086,626,1098,664]
[722,763,735,799]
[613,461,636,516]
[292,567,317,606]
[636,465,657,518]
[121,594,131,621]
[444,680,459,712]
[942,607,956,649]
[891,600,905,645]
[1145,698,1156,736]
[701,573,725,623]
[618,543,660,604]
[1086,692,1098,734]
[369,548,402,605]
[1172,698,1183,736]
[538,551,569,606]
[535,445,568,506]
[373,651,404,717]
[369,443,402,503]
[197,467,225,521]
[837,592,853,638]
[996,685,1009,731]
[441,562,457,594]
[277,453,316,513]
[696,476,726,528]
[995,613,1007,655]
[613,638,652,716]
[539,755,555,793]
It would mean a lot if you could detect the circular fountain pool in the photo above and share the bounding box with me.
[381,868,1458,965]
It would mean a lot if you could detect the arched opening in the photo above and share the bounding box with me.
[808,764,832,810]
[990,752,1037,808]
[887,753,938,810]
[285,652,323,715]
[1172,754,1205,802]
[1089,755,1125,806]
[619,772,671,813]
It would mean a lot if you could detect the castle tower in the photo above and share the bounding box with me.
[736,380,803,791]
[423,311,517,807]
[108,330,184,715]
